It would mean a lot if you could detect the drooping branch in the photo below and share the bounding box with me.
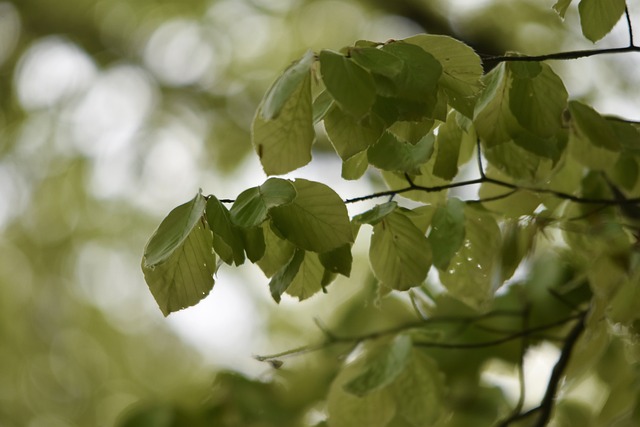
[498,309,588,427]
[254,310,582,362]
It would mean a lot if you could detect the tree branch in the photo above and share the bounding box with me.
[482,45,640,64]
[498,309,588,427]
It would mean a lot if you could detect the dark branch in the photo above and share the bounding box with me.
[499,310,588,427]
[626,5,635,47]
[483,45,640,64]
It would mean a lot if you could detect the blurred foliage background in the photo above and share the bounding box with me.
[2,0,640,426]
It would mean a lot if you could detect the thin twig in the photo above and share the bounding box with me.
[483,45,640,64]
[626,5,635,47]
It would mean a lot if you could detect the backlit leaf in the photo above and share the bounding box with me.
[353,201,398,225]
[405,34,483,117]
[433,111,465,180]
[508,62,568,138]
[142,207,216,316]
[285,251,326,300]
[579,0,626,42]
[439,205,501,310]
[230,178,297,228]
[324,105,384,160]
[253,72,314,175]
[269,249,304,303]
[261,50,315,120]
[143,192,207,266]
[319,50,376,119]
[428,198,465,270]
[474,64,515,147]
[370,211,432,290]
[379,41,442,103]
[256,224,295,278]
[319,244,353,277]
[269,179,353,253]
[342,150,369,180]
[367,131,435,173]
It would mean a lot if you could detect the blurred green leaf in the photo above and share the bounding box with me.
[256,224,295,278]
[342,150,369,180]
[344,334,413,397]
[286,251,326,300]
[319,244,353,277]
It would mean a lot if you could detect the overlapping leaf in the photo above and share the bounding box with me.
[253,71,315,175]
[369,211,432,290]
[142,193,216,316]
[578,0,626,42]
[269,179,353,253]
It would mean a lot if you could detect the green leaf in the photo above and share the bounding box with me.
[439,205,501,310]
[369,211,432,290]
[367,131,435,173]
[569,101,620,150]
[508,62,568,138]
[499,219,537,282]
[143,192,207,266]
[269,179,353,252]
[327,360,396,427]
[474,64,516,146]
[353,201,398,225]
[579,0,626,42]
[261,50,315,120]
[312,90,334,124]
[428,198,466,270]
[324,105,384,160]
[342,150,369,180]
[252,72,314,175]
[319,244,353,277]
[206,196,245,266]
[230,178,297,228]
[344,335,413,397]
[554,0,573,18]
[391,350,445,426]
[256,224,295,278]
[380,41,442,103]
[433,111,464,180]
[386,119,434,144]
[404,34,483,117]
[568,101,620,170]
[269,249,305,303]
[142,195,216,316]
[319,50,376,119]
[285,251,326,300]
[239,226,266,263]
[350,46,404,78]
